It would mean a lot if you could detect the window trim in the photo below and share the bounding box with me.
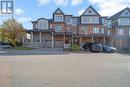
[93,27,99,34]
[108,30,110,35]
[129,29,130,35]
[81,27,87,34]
[101,28,104,34]
[54,14,63,22]
[117,29,124,35]
[55,25,62,32]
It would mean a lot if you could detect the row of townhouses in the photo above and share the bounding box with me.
[24,5,130,49]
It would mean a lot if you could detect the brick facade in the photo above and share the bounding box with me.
[25,6,130,49]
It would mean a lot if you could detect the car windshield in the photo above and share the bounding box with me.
[102,44,112,47]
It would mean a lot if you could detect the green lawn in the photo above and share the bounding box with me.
[12,47,34,50]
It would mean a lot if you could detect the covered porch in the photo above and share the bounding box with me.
[24,30,74,48]
[80,34,113,45]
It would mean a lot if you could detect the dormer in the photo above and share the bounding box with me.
[119,7,130,17]
[32,18,49,30]
[80,5,100,24]
[53,8,64,22]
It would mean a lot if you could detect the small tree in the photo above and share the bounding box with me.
[0,18,26,46]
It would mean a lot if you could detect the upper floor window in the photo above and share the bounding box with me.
[129,29,130,35]
[55,25,62,32]
[118,29,124,35]
[118,18,130,25]
[33,24,38,29]
[107,20,111,26]
[81,27,87,34]
[50,24,52,28]
[101,28,104,34]
[39,23,42,28]
[81,16,99,24]
[93,27,99,33]
[65,16,71,24]
[37,19,48,29]
[54,14,63,22]
[43,23,47,28]
[88,10,92,13]
[71,18,78,25]
[108,30,110,35]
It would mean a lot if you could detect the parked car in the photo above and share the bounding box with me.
[82,43,102,52]
[82,42,94,51]
[102,44,117,53]
[0,42,12,49]
[91,43,102,52]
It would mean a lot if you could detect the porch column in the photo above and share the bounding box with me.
[52,32,54,48]
[72,34,73,44]
[103,37,106,44]
[92,37,94,43]
[63,35,65,44]
[80,37,82,44]
[119,39,122,47]
[31,32,33,43]
[39,32,42,43]
[111,38,113,46]
[39,32,42,48]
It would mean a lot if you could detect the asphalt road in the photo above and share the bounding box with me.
[0,53,130,87]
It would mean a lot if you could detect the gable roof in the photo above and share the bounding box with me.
[53,8,64,15]
[108,7,130,20]
[81,5,100,16]
[31,18,48,23]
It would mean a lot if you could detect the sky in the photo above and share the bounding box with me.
[0,0,130,29]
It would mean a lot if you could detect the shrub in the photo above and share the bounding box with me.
[69,44,80,51]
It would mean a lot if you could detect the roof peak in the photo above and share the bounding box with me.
[81,5,100,16]
[53,8,64,14]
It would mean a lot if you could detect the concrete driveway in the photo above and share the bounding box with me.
[0,53,130,87]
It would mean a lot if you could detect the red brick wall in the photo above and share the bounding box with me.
[50,22,66,32]
[79,24,106,34]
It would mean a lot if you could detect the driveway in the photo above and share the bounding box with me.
[0,53,130,87]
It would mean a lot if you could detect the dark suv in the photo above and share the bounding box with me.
[82,42,102,52]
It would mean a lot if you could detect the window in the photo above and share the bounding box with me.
[108,30,110,35]
[39,23,42,28]
[81,27,87,34]
[125,12,128,15]
[81,16,99,24]
[101,28,104,34]
[88,10,92,13]
[65,16,71,24]
[118,29,124,35]
[54,15,63,22]
[43,23,47,28]
[50,24,52,28]
[71,18,78,25]
[55,25,62,32]
[129,29,130,35]
[107,20,111,26]
[34,24,38,29]
[93,27,99,33]
[118,18,130,25]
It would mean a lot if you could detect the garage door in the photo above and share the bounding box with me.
[45,40,52,48]
[54,41,63,48]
